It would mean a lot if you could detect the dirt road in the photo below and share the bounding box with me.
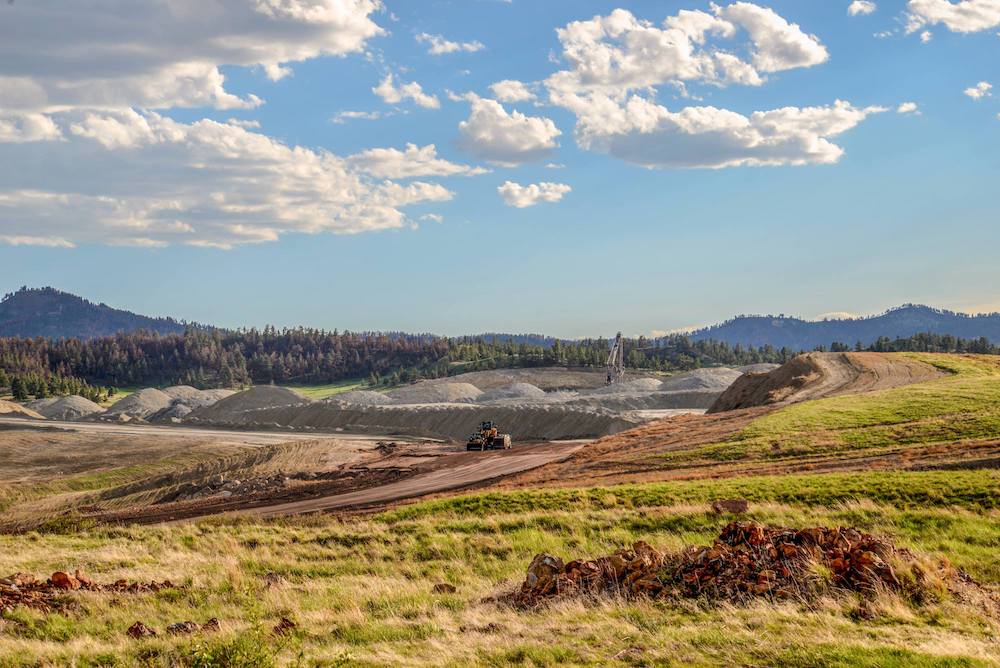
[168,442,586,522]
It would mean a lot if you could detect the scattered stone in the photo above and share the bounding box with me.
[127,621,157,639]
[272,617,296,636]
[432,583,457,594]
[1,572,180,614]
[167,621,199,635]
[711,499,750,514]
[202,618,221,632]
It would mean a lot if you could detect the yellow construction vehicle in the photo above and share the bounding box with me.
[466,420,512,451]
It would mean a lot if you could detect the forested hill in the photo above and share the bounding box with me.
[0,287,189,339]
[687,305,1000,350]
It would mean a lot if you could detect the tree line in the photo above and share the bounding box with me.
[1,328,997,401]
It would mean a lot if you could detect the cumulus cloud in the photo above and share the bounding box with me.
[547,4,827,101]
[490,80,536,103]
[348,143,487,179]
[544,4,881,169]
[0,110,453,249]
[0,0,384,113]
[416,33,485,55]
[849,1,877,16]
[373,74,440,109]
[568,97,886,169]
[964,81,993,99]
[906,0,1000,33]
[456,96,561,166]
[897,101,920,113]
[0,112,63,143]
[497,181,572,208]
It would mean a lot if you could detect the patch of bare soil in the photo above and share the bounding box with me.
[503,521,973,609]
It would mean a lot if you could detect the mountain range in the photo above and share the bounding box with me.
[2,287,999,349]
[687,305,1000,350]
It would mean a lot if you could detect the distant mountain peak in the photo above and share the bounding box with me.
[0,287,190,340]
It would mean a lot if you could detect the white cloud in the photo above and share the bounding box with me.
[546,4,827,103]
[490,80,536,103]
[964,81,993,99]
[567,96,886,169]
[545,5,880,170]
[0,110,453,249]
[457,96,561,166]
[897,101,920,113]
[420,213,444,223]
[347,143,487,179]
[921,29,935,41]
[849,1,877,16]
[0,112,63,143]
[0,234,76,248]
[373,74,440,109]
[906,0,1000,34]
[227,118,261,129]
[497,181,572,208]
[331,110,383,124]
[416,33,485,55]
[0,0,384,112]
[813,311,858,321]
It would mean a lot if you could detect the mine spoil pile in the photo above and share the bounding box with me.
[507,521,960,608]
[0,570,178,614]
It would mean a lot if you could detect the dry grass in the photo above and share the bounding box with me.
[1,485,997,667]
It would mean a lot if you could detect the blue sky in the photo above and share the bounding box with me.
[0,0,998,337]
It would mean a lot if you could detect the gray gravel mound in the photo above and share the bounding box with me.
[587,377,664,395]
[27,395,104,420]
[332,390,395,406]
[186,385,312,422]
[386,382,483,404]
[478,382,547,402]
[659,368,744,393]
[104,388,174,420]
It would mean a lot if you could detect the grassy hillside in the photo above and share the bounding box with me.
[1,471,998,667]
[652,354,1000,470]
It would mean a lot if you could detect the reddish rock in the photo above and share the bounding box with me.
[127,621,157,639]
[50,572,80,590]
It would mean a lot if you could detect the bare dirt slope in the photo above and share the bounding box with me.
[0,400,44,420]
[708,352,945,413]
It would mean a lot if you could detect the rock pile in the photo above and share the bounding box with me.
[171,472,292,502]
[507,522,954,608]
[1,571,178,614]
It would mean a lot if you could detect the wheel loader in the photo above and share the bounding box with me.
[466,421,512,451]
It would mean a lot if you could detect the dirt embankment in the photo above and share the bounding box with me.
[0,400,44,420]
[708,353,946,413]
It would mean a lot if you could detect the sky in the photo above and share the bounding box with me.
[0,0,998,338]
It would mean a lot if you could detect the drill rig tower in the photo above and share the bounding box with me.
[606,332,625,385]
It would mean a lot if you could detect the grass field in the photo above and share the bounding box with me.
[0,471,997,667]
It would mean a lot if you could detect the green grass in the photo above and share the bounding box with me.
[281,379,368,400]
[1,471,997,666]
